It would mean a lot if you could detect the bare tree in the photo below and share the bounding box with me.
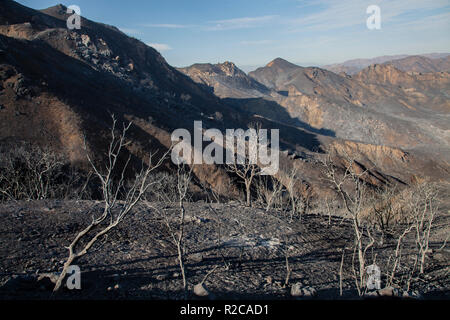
[385,223,414,288]
[365,181,440,291]
[322,149,443,295]
[0,143,95,202]
[255,175,284,212]
[0,145,64,201]
[198,180,222,204]
[367,183,403,245]
[144,171,179,203]
[175,163,193,295]
[164,162,193,297]
[406,182,439,274]
[53,115,169,291]
[226,123,262,207]
[283,166,311,221]
[285,166,300,220]
[226,157,258,207]
[321,152,375,295]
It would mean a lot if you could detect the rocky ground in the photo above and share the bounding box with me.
[0,200,448,300]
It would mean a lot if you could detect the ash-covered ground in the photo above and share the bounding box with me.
[0,200,448,300]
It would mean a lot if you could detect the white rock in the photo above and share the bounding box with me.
[291,283,317,297]
[290,283,303,296]
[193,283,209,297]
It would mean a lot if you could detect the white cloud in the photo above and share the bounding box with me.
[388,11,450,32]
[146,43,172,52]
[207,15,278,31]
[288,0,450,32]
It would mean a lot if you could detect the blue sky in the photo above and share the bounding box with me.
[17,0,450,71]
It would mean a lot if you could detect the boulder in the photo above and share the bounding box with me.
[193,283,209,297]
[291,283,317,297]
[189,253,203,263]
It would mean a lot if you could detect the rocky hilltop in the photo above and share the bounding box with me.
[178,61,270,98]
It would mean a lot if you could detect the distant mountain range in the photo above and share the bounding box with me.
[180,58,449,160]
[323,53,450,75]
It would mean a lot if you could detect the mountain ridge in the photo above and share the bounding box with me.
[323,53,450,75]
[182,56,450,164]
